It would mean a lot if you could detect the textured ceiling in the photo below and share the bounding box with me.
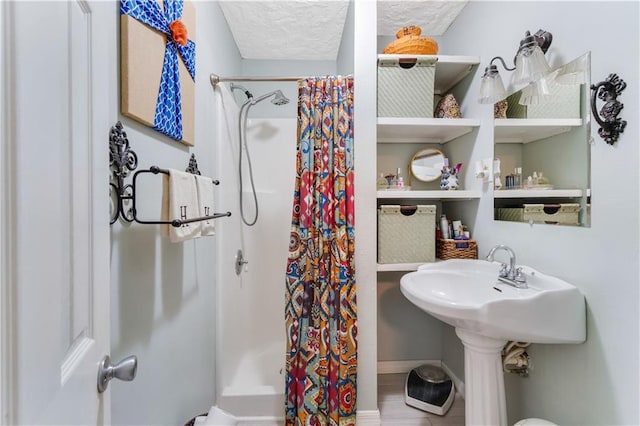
[219,1,350,60]
[220,1,467,61]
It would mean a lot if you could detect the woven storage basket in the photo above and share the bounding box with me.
[437,239,478,260]
[377,56,436,117]
[523,203,580,225]
[377,205,436,263]
[505,83,581,119]
[495,207,525,222]
[527,81,581,118]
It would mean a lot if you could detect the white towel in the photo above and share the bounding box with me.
[161,169,201,242]
[195,175,215,236]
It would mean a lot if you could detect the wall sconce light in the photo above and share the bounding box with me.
[478,29,553,105]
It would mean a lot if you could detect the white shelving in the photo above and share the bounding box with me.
[375,55,481,274]
[378,54,481,94]
[377,118,481,144]
[377,190,481,200]
[494,118,583,144]
[494,189,583,199]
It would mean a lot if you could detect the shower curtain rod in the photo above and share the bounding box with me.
[209,73,352,87]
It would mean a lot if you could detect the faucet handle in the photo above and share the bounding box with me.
[514,267,527,283]
[499,263,509,278]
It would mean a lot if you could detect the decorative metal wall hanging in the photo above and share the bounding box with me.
[109,121,230,226]
[185,153,201,175]
[591,73,627,145]
[110,121,138,224]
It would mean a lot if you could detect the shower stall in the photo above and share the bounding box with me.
[214,81,297,421]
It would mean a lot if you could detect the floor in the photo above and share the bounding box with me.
[378,373,465,425]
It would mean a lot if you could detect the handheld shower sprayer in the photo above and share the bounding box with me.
[237,88,290,226]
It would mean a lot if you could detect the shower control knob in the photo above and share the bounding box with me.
[97,354,138,393]
[235,249,249,275]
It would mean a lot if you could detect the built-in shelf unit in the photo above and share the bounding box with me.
[377,190,481,200]
[494,118,583,143]
[377,118,481,143]
[494,189,583,199]
[376,55,481,273]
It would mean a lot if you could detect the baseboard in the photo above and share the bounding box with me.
[377,359,466,399]
[356,409,381,425]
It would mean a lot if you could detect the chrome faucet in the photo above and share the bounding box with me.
[486,245,527,288]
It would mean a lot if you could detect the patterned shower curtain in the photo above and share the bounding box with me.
[284,76,357,426]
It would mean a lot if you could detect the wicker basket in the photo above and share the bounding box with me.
[396,26,422,38]
[437,239,478,260]
[383,35,439,55]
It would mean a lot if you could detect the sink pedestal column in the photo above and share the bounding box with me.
[455,328,508,426]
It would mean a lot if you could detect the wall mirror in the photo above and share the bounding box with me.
[410,148,444,182]
[493,52,591,227]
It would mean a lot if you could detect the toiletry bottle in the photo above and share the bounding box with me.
[533,171,539,185]
[538,172,548,185]
[440,214,449,239]
[377,173,388,190]
[397,177,404,189]
[452,220,462,238]
[493,159,502,190]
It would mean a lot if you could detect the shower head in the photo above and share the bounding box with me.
[248,89,290,107]
[271,90,290,106]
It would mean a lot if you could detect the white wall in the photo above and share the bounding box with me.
[110,2,241,424]
[337,0,354,74]
[441,2,639,424]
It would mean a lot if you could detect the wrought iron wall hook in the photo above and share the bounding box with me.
[591,73,627,145]
[110,121,138,224]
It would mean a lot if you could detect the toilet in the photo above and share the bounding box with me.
[515,418,557,426]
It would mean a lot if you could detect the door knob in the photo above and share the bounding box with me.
[97,354,138,393]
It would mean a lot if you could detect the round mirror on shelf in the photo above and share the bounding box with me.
[410,148,445,182]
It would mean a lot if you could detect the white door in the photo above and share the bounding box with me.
[2,1,116,424]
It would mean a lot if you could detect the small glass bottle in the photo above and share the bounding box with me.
[377,173,388,189]
[515,167,522,188]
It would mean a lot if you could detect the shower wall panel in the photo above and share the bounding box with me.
[216,117,296,418]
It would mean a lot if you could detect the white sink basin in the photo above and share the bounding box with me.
[400,259,586,343]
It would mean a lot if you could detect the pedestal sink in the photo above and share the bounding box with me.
[400,259,586,426]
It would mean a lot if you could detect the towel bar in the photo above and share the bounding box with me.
[109,121,231,227]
